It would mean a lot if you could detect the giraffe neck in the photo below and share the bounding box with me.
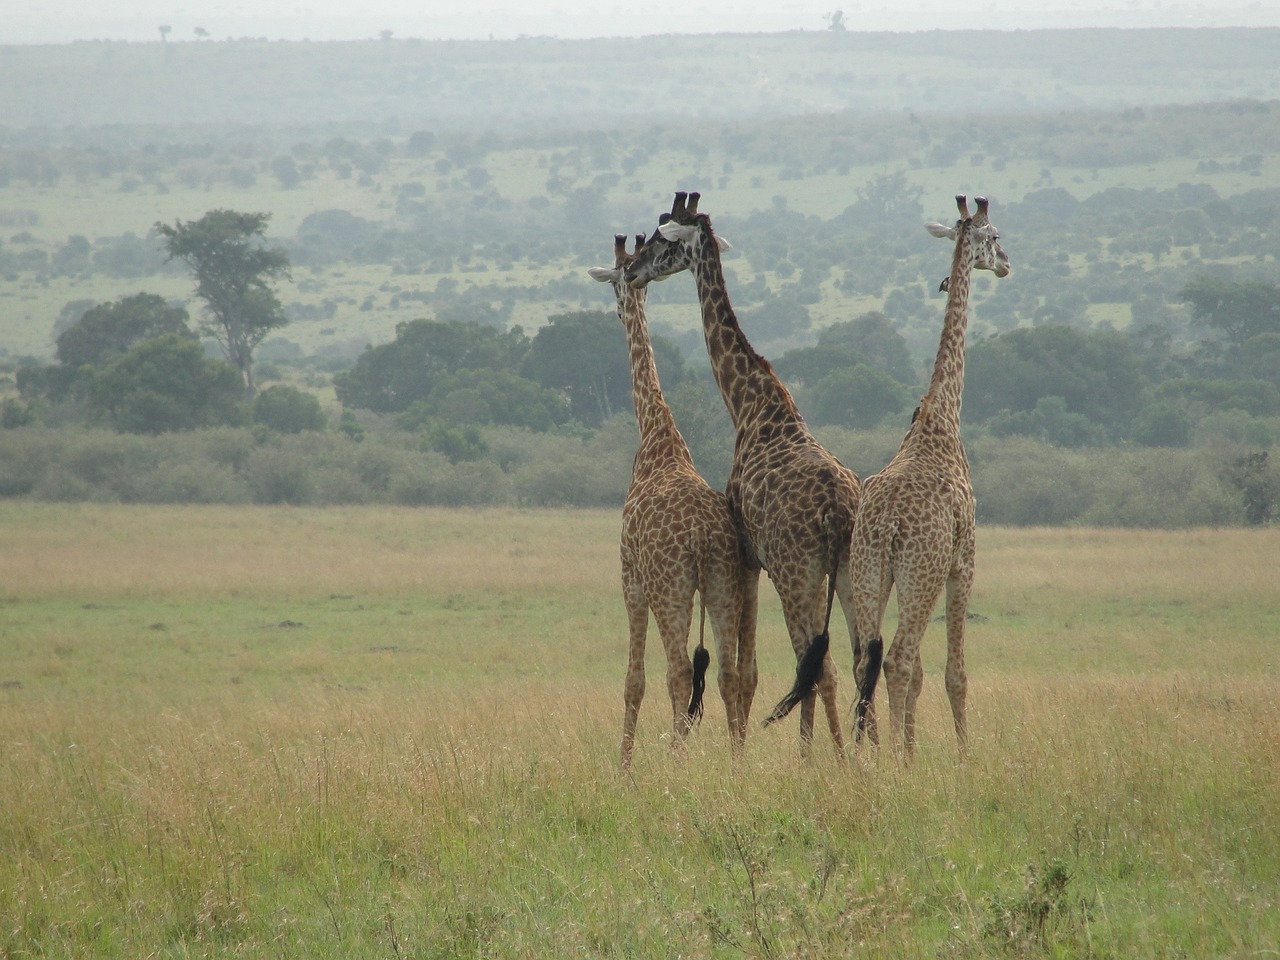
[920,234,975,431]
[687,221,801,432]
[617,283,689,459]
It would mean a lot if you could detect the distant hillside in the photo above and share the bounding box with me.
[1,28,1277,136]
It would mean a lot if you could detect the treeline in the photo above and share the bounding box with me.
[0,421,1269,528]
[5,290,1280,524]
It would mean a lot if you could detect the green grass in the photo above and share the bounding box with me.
[0,504,1278,957]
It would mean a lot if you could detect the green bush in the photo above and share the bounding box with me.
[252,384,327,433]
[244,443,315,505]
[0,422,1272,525]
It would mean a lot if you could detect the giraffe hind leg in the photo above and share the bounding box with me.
[943,567,973,754]
[651,600,697,752]
[620,581,649,771]
[762,629,828,726]
[854,634,883,741]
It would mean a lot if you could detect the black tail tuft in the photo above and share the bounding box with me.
[763,631,829,726]
[854,635,884,741]
[688,645,710,723]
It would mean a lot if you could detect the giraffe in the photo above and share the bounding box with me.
[851,194,1011,760]
[624,192,861,757]
[589,231,759,770]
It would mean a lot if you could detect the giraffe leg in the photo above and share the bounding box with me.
[620,573,649,771]
[885,564,947,762]
[904,652,925,753]
[782,580,845,758]
[943,563,974,755]
[843,547,891,747]
[736,568,761,735]
[880,627,913,762]
[704,582,744,756]
[651,598,697,754]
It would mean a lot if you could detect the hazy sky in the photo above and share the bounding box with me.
[3,0,1277,44]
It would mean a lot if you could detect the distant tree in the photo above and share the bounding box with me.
[777,311,916,387]
[398,367,569,432]
[334,318,530,413]
[158,24,171,42]
[52,235,91,276]
[739,294,811,342]
[523,311,686,428]
[985,395,1108,447]
[56,293,191,371]
[51,299,98,343]
[966,325,1146,440]
[270,156,302,189]
[91,232,166,278]
[665,378,734,490]
[89,333,246,433]
[836,171,924,229]
[253,384,327,433]
[156,210,291,396]
[19,293,193,404]
[1180,276,1280,346]
[806,364,913,429]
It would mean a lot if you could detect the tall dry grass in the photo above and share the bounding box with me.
[0,504,1277,957]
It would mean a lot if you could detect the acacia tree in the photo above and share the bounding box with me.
[155,210,291,396]
[1180,276,1280,347]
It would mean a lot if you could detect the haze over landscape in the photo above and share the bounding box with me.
[5,0,1279,43]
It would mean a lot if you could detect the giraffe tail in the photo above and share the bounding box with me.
[763,630,828,726]
[688,595,710,723]
[854,635,883,741]
[763,548,840,727]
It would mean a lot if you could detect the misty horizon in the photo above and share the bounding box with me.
[4,0,1279,45]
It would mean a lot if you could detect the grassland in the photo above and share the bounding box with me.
[3,146,1272,364]
[0,503,1276,957]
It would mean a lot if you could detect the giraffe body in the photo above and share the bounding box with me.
[852,195,1010,759]
[626,194,860,757]
[590,233,757,770]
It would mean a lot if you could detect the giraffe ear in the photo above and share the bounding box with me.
[714,234,732,252]
[925,221,957,240]
[657,220,696,243]
[587,266,620,283]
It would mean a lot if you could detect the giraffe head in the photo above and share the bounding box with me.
[587,232,650,289]
[925,195,1011,290]
[622,191,731,289]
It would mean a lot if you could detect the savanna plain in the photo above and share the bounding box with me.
[1,503,1277,958]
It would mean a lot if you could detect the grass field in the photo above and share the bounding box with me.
[1,504,1277,958]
